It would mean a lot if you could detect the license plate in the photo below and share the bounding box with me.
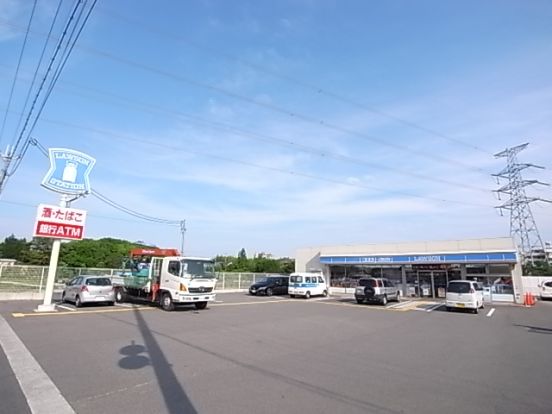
[95,296,105,301]
[456,303,465,307]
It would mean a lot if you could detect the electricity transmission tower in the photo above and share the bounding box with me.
[493,143,551,263]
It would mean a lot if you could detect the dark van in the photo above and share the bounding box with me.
[249,276,289,296]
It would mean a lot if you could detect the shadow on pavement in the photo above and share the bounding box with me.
[117,308,198,414]
[514,324,552,335]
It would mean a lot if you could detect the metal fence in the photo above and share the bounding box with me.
[0,265,280,294]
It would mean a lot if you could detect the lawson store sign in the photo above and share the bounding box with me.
[320,252,518,265]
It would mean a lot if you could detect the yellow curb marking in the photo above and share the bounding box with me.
[12,306,156,318]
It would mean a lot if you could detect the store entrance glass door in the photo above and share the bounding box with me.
[418,271,447,299]
[418,271,433,298]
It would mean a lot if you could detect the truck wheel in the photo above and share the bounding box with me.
[322,290,328,297]
[115,288,125,303]
[195,302,207,310]
[161,293,175,311]
[305,291,311,299]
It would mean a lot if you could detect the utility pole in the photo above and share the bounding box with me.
[0,145,14,196]
[180,220,186,256]
[493,143,551,263]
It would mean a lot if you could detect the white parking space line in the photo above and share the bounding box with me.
[426,303,443,313]
[0,315,75,413]
[386,300,414,309]
[55,305,76,311]
[486,308,496,317]
[114,303,133,308]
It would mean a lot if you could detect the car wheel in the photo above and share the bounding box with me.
[322,290,328,297]
[381,295,388,306]
[480,302,485,309]
[115,288,125,303]
[395,291,401,302]
[265,288,273,297]
[473,307,478,314]
[195,301,207,310]
[356,299,364,304]
[61,292,66,303]
[305,291,311,299]
[75,295,82,308]
[161,293,175,311]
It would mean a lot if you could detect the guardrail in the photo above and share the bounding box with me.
[0,265,280,296]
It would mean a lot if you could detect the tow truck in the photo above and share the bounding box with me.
[112,248,217,311]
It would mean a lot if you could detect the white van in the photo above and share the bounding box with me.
[445,280,484,313]
[288,272,328,299]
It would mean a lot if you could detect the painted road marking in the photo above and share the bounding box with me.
[0,314,75,413]
[114,303,133,308]
[213,299,296,307]
[486,308,496,317]
[387,300,414,309]
[55,304,76,311]
[315,300,407,311]
[426,303,444,313]
[12,306,156,318]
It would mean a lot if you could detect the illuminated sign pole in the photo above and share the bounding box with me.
[36,148,95,312]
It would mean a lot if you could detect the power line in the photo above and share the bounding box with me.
[28,122,494,209]
[79,45,491,175]
[0,0,98,195]
[0,199,180,226]
[0,0,38,147]
[0,19,491,176]
[31,138,181,226]
[29,77,491,194]
[96,5,492,155]
[11,0,98,168]
[11,0,65,152]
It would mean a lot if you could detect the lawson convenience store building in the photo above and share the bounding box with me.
[295,237,523,303]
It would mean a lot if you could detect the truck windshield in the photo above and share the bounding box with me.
[182,260,216,278]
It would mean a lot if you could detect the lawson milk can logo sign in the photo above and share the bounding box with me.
[41,148,96,195]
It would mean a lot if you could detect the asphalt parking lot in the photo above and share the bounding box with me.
[1,293,551,414]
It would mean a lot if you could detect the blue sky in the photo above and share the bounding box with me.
[0,0,551,257]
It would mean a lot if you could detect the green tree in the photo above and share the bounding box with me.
[523,261,552,276]
[60,238,154,268]
[0,234,29,261]
[20,237,53,265]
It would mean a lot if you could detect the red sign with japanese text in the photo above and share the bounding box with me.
[33,204,87,240]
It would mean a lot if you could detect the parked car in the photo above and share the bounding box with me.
[540,281,552,300]
[249,276,289,296]
[355,277,400,305]
[62,276,115,307]
[445,280,484,313]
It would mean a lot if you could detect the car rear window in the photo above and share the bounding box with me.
[358,279,378,287]
[86,277,112,286]
[447,282,471,293]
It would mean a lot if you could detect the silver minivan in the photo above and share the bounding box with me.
[445,280,484,313]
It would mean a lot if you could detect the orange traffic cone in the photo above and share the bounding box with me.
[530,292,536,306]
[524,292,530,306]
